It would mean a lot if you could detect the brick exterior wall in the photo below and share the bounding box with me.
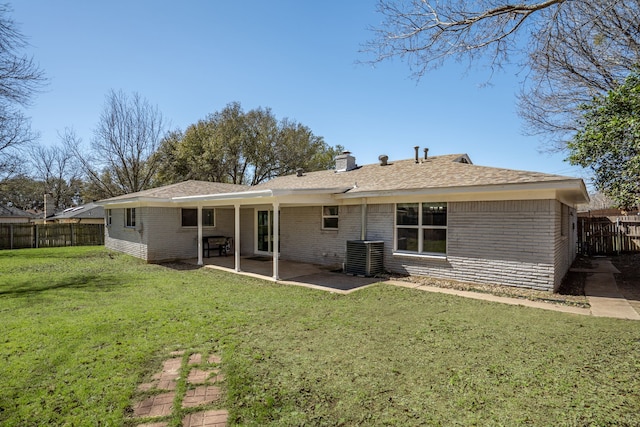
[105,207,238,262]
[276,200,571,291]
[106,199,575,290]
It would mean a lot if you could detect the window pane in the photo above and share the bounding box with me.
[423,228,446,254]
[125,208,136,227]
[397,228,418,252]
[323,206,338,216]
[203,209,215,226]
[323,217,339,229]
[422,203,447,226]
[397,203,419,225]
[181,209,197,227]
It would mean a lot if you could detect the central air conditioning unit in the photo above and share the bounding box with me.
[345,240,384,276]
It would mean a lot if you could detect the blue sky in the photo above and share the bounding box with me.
[13,1,587,181]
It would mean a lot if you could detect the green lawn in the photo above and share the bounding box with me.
[1,247,639,426]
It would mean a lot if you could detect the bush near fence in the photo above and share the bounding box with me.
[0,223,104,250]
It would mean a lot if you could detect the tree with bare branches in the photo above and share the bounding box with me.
[365,1,640,147]
[68,91,166,199]
[0,4,45,178]
[29,142,81,210]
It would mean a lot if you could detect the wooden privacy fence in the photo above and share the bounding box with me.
[0,223,105,250]
[578,215,640,255]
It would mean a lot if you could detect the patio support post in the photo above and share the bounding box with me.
[197,205,203,266]
[234,203,241,272]
[272,201,279,280]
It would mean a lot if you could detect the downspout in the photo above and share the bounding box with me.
[360,198,367,241]
[197,205,203,266]
[272,201,280,280]
[234,203,241,272]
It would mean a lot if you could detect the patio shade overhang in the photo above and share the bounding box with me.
[171,187,353,206]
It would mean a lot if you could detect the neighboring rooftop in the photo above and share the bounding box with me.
[0,204,37,219]
[49,202,105,221]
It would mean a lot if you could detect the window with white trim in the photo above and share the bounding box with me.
[125,208,136,228]
[395,202,447,255]
[106,209,112,226]
[322,205,339,229]
[181,208,215,227]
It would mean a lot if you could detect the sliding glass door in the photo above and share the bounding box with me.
[256,209,280,254]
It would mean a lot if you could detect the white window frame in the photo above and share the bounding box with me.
[106,209,112,227]
[394,202,447,256]
[125,208,136,228]
[322,205,339,230]
[181,208,215,227]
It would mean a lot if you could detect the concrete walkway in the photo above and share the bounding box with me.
[387,259,640,320]
[578,258,640,320]
[195,255,639,320]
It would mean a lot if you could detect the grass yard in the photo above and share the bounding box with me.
[1,247,640,426]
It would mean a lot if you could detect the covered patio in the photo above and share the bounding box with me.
[188,255,383,294]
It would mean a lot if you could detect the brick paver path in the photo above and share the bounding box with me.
[130,351,227,427]
[132,392,175,418]
[182,386,223,408]
[182,410,229,427]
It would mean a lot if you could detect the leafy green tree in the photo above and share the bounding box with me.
[155,102,342,186]
[568,71,640,209]
[0,174,43,210]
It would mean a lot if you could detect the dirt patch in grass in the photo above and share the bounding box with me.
[392,256,591,308]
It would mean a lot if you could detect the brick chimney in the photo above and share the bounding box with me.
[335,151,357,172]
[44,193,53,222]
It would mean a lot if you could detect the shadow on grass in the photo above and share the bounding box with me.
[159,262,201,271]
[0,274,124,297]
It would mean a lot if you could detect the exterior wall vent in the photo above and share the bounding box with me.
[335,151,357,172]
[345,240,384,276]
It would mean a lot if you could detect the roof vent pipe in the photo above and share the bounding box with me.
[378,154,388,166]
[414,146,419,163]
[424,147,429,160]
[296,168,304,177]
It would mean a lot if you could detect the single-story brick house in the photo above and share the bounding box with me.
[98,151,589,291]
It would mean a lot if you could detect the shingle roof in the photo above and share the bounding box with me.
[98,154,586,204]
[0,204,36,218]
[100,180,249,202]
[253,154,579,194]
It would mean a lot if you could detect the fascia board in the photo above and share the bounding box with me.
[172,187,352,204]
[172,190,274,203]
[96,197,172,208]
[334,180,586,200]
